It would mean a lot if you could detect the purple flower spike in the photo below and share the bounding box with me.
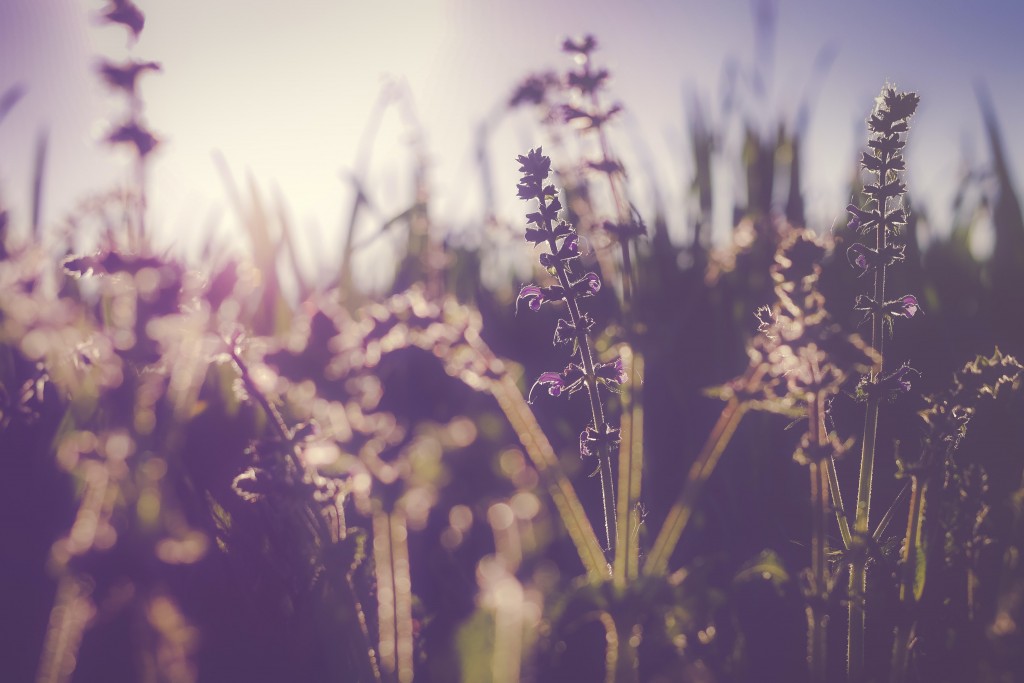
[899,295,921,318]
[516,147,551,181]
[570,272,602,298]
[888,364,920,393]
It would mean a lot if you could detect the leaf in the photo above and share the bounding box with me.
[913,533,927,601]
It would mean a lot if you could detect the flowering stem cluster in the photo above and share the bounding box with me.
[746,230,878,682]
[845,86,920,679]
[889,349,1022,683]
[516,148,625,558]
[96,0,162,248]
[561,36,640,311]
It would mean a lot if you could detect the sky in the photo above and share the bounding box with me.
[1,0,1023,282]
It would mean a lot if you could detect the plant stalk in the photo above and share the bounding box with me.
[808,391,830,683]
[849,138,891,683]
[614,350,644,586]
[537,189,618,556]
[890,476,926,683]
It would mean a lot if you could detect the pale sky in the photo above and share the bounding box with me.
[1,0,1022,282]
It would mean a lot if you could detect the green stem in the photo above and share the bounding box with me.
[890,477,926,683]
[849,141,891,683]
[826,456,853,550]
[808,391,830,683]
[809,459,829,683]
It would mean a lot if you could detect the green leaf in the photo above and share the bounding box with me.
[913,533,927,601]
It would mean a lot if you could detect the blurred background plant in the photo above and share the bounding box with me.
[2,1,1024,682]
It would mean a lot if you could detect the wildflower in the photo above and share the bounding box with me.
[568,68,610,95]
[515,146,620,551]
[516,148,552,181]
[896,295,920,318]
[100,0,145,39]
[525,220,572,246]
[857,363,920,401]
[571,272,601,297]
[595,357,626,386]
[538,234,580,268]
[562,35,598,56]
[106,121,159,157]
[509,72,558,108]
[853,294,922,327]
[553,315,594,348]
[516,284,563,312]
[97,59,161,95]
[528,364,585,403]
[846,242,905,275]
[580,423,620,459]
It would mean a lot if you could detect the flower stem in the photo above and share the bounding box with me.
[890,476,926,683]
[849,129,891,683]
[614,349,644,586]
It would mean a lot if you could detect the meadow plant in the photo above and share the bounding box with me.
[844,87,921,679]
[748,231,877,681]
[889,349,1023,682]
[515,147,625,560]
[559,35,641,310]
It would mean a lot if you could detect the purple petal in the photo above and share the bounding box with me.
[516,285,542,312]
[900,295,920,318]
[528,371,564,403]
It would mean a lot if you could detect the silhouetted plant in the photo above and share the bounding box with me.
[889,349,1023,682]
[515,147,624,561]
[843,86,921,679]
